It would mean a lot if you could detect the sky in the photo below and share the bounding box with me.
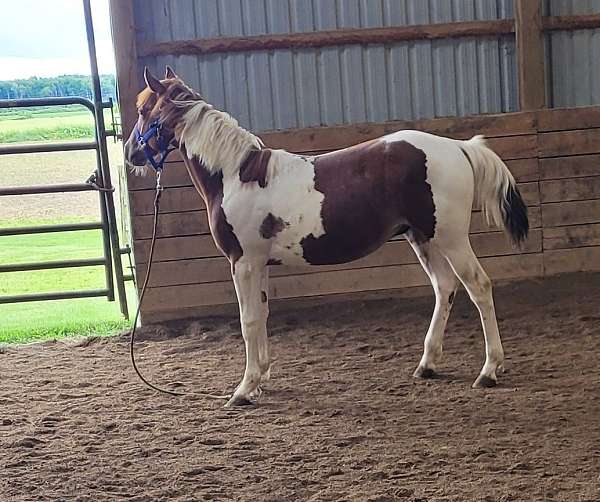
[0,0,116,80]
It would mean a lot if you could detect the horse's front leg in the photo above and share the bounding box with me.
[226,260,270,407]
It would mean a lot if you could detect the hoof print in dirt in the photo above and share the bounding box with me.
[413,366,438,379]
[472,375,497,389]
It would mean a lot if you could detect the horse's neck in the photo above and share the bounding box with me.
[179,145,225,207]
[178,102,261,177]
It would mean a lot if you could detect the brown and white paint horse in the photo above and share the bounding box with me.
[124,67,528,407]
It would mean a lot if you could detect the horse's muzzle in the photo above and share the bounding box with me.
[124,139,148,167]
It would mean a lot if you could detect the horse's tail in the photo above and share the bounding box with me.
[459,135,529,247]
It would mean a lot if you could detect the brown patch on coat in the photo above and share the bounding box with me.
[239,149,272,188]
[260,213,287,239]
[267,258,282,266]
[180,145,243,268]
[301,139,436,265]
[261,291,268,303]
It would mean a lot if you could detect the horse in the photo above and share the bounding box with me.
[123,66,528,407]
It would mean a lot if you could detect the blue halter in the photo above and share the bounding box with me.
[134,119,176,171]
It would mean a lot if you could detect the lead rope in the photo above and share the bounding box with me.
[129,171,230,400]
[129,171,183,396]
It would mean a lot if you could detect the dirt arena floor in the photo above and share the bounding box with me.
[1,273,599,501]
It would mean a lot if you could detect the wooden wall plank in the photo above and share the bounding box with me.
[507,158,539,182]
[134,234,220,263]
[486,135,538,160]
[542,199,600,227]
[537,106,600,132]
[126,179,538,221]
[140,253,543,313]
[544,247,600,275]
[126,144,538,192]
[128,161,192,191]
[540,154,600,181]
[539,128,600,157]
[544,224,600,250]
[133,222,543,267]
[135,230,542,287]
[141,285,437,324]
[134,208,544,241]
[131,206,543,250]
[540,176,600,203]
[137,240,417,288]
[133,210,210,239]
[130,186,205,215]
[260,115,537,153]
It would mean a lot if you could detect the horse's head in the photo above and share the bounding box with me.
[123,66,199,172]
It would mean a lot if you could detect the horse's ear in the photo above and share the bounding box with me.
[165,65,177,79]
[144,67,165,94]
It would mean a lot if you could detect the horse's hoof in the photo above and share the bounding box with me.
[472,374,497,389]
[413,366,437,379]
[224,395,254,407]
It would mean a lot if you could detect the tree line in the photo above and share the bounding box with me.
[0,75,117,101]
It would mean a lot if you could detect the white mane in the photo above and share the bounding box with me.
[179,101,263,175]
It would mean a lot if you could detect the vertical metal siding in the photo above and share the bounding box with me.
[546,0,600,107]
[133,0,518,132]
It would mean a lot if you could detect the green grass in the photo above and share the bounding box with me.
[0,107,117,143]
[0,218,133,344]
[0,109,132,344]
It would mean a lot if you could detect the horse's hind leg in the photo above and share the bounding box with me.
[443,240,504,388]
[407,237,459,379]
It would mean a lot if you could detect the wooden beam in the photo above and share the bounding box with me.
[259,112,538,154]
[543,13,600,32]
[515,0,546,110]
[138,19,514,57]
[108,0,140,139]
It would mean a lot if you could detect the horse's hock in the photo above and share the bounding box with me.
[110,0,600,323]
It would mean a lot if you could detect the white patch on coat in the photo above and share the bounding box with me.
[381,130,475,240]
[221,150,326,266]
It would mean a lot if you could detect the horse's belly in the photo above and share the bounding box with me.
[269,216,397,266]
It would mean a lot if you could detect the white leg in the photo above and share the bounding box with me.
[258,268,271,381]
[226,261,270,407]
[408,238,459,378]
[444,241,505,388]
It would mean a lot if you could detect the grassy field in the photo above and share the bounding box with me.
[0,108,133,343]
[0,219,134,343]
[0,106,116,143]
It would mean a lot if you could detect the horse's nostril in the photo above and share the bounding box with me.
[132,151,148,166]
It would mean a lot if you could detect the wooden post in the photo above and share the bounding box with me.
[108,0,140,139]
[515,0,546,110]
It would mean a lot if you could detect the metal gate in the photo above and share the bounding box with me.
[0,97,129,318]
[0,1,129,319]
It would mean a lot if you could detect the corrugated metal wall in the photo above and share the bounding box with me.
[135,0,517,132]
[546,0,600,107]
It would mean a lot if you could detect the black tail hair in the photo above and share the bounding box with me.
[502,184,529,247]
